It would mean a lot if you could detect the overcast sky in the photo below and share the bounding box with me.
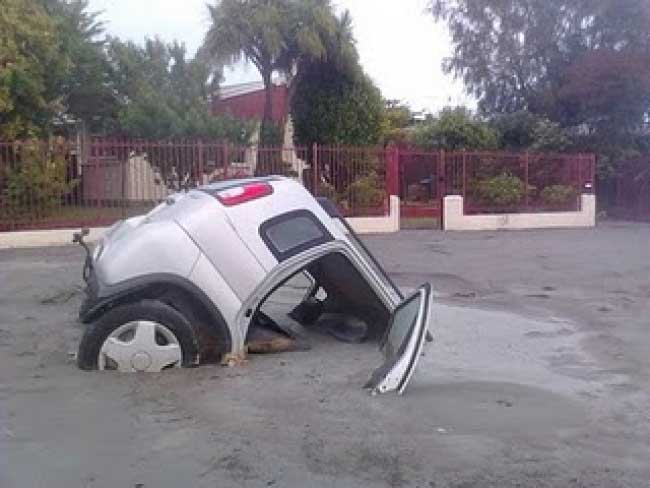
[87,0,470,112]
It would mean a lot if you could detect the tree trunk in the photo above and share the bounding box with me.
[261,71,274,144]
[281,70,303,147]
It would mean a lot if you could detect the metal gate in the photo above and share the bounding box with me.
[398,150,445,228]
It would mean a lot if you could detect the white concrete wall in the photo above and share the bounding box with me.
[443,194,596,231]
[347,196,401,234]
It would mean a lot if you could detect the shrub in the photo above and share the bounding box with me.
[540,184,577,205]
[347,172,385,208]
[1,143,78,219]
[411,107,499,151]
[473,174,524,206]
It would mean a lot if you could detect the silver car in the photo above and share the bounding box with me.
[76,177,432,395]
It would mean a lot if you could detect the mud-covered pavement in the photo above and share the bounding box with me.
[1,222,650,488]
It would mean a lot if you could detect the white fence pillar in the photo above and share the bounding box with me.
[443,194,596,231]
[346,195,401,234]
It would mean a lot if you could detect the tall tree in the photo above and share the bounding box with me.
[290,9,384,146]
[202,0,340,141]
[40,0,116,134]
[0,0,117,137]
[411,107,498,151]
[0,0,67,138]
[431,0,650,132]
[291,67,384,146]
[107,38,255,142]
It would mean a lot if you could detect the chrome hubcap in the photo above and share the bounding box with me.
[98,320,182,373]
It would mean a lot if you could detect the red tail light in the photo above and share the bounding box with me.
[215,182,273,206]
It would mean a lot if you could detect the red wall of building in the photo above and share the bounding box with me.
[211,85,288,124]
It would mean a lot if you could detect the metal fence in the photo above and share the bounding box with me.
[313,145,392,217]
[397,149,595,217]
[0,138,595,231]
[446,151,595,214]
[0,138,390,231]
[608,157,650,222]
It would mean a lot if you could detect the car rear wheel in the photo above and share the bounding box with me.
[77,300,199,372]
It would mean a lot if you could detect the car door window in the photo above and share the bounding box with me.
[365,283,432,395]
[382,296,421,358]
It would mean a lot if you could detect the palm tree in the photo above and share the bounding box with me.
[202,0,342,142]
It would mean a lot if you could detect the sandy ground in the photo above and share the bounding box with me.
[1,222,649,488]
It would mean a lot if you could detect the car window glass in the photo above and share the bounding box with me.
[266,216,324,253]
[383,293,421,358]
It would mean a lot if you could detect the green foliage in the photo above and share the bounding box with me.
[1,142,78,218]
[529,119,571,153]
[490,112,544,150]
[321,171,385,211]
[540,185,577,205]
[203,0,343,132]
[290,8,383,146]
[291,68,384,146]
[473,174,524,206]
[411,107,498,150]
[0,0,118,137]
[491,111,572,152]
[381,100,413,144]
[259,123,283,146]
[431,0,650,179]
[384,100,412,130]
[0,0,67,138]
[347,172,385,208]
[108,39,255,142]
[431,0,650,122]
[42,0,116,133]
[0,1,254,140]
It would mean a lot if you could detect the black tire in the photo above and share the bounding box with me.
[77,299,200,371]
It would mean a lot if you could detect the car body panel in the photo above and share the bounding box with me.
[187,253,245,352]
[172,190,268,301]
[223,179,346,270]
[95,219,200,286]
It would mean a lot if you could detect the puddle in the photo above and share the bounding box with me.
[420,303,628,398]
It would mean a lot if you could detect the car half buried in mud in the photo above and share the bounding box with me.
[75,177,432,395]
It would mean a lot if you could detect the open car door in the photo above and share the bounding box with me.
[365,283,432,396]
